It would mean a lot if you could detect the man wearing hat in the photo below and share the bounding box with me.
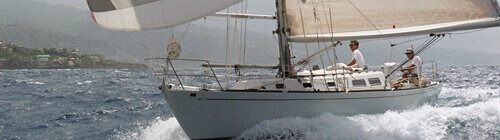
[400,48,422,78]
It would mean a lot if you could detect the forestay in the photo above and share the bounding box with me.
[286,0,500,42]
[87,0,243,31]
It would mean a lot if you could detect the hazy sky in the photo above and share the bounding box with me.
[38,0,88,10]
[39,0,500,54]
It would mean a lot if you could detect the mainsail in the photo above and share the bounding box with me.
[87,0,244,31]
[286,0,500,42]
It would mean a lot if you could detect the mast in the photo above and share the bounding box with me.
[276,0,293,77]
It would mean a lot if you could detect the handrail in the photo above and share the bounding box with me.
[167,59,184,89]
[145,58,224,91]
[205,61,223,91]
[423,61,439,82]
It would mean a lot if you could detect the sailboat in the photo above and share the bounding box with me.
[86,0,500,139]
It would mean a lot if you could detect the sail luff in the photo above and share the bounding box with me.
[286,0,500,42]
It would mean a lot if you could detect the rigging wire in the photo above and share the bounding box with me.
[239,1,245,65]
[231,5,239,75]
[416,34,445,54]
[319,0,334,66]
[311,2,328,70]
[243,0,249,65]
[312,1,330,91]
[328,9,340,63]
[203,17,210,86]
[392,36,429,46]
[225,8,230,89]
[385,33,446,78]
[204,18,208,59]
[178,22,191,43]
[121,31,162,57]
[389,46,394,62]
[290,43,295,66]
[448,28,487,35]
[298,2,311,69]
[390,35,415,62]
[346,0,393,45]
[329,8,340,91]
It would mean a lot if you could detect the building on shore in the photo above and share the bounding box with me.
[35,55,50,68]
[70,49,80,55]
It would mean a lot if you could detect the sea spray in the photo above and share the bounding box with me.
[235,99,499,140]
[115,117,188,140]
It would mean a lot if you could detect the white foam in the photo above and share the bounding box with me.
[239,98,499,140]
[115,117,189,140]
[28,81,46,85]
[77,81,95,85]
[15,79,46,85]
[238,114,373,139]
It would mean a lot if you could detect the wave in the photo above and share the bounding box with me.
[238,99,499,140]
[116,99,499,140]
[28,81,46,85]
[14,79,46,85]
[114,117,188,140]
[104,98,131,103]
[437,87,499,107]
[56,113,78,121]
[77,80,95,85]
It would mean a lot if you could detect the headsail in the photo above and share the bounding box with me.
[286,0,500,42]
[87,0,244,31]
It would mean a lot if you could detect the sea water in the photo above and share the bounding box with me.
[0,66,498,139]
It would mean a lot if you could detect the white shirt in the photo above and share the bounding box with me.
[409,55,422,75]
[351,49,366,67]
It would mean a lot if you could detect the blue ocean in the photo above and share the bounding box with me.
[0,66,498,139]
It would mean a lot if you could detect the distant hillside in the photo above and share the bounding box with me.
[0,23,111,55]
[0,43,145,69]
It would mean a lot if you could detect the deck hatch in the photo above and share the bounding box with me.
[352,79,366,87]
[276,84,284,89]
[368,78,382,86]
[303,83,312,88]
[327,82,336,87]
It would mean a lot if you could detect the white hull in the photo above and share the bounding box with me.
[162,84,442,139]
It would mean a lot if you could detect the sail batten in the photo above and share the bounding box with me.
[286,0,500,42]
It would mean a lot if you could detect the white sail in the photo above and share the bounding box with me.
[285,0,500,42]
[87,0,244,31]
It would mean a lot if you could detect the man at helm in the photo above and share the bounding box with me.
[400,48,422,78]
[347,40,367,70]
